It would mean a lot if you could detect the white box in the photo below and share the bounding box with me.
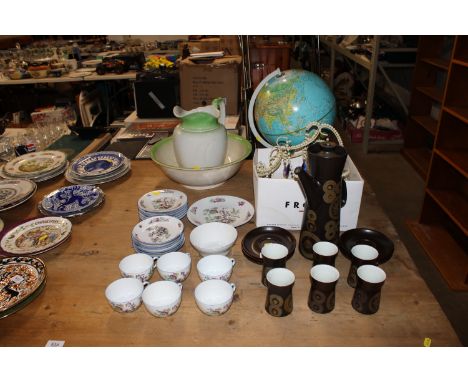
[253,148,364,231]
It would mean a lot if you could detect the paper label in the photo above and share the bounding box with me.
[11,275,24,284]
[423,338,431,347]
[46,340,65,347]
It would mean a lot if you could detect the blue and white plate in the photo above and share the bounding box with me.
[70,151,126,178]
[39,185,104,217]
[132,236,185,258]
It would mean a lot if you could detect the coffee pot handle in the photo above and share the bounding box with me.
[341,178,348,208]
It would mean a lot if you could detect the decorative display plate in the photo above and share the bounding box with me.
[241,226,296,264]
[0,256,46,314]
[338,228,394,265]
[0,179,37,211]
[132,216,184,246]
[187,196,254,227]
[3,151,66,178]
[138,189,187,213]
[70,151,126,177]
[65,159,131,185]
[0,217,72,255]
[40,185,104,215]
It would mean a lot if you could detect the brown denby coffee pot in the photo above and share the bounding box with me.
[295,141,348,260]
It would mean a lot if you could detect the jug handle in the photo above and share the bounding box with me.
[212,97,226,126]
[341,178,348,208]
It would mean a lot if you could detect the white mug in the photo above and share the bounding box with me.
[197,255,236,281]
[142,280,183,318]
[105,277,147,313]
[119,253,156,282]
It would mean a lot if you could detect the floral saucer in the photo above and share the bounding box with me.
[187,196,254,227]
[138,189,187,213]
[132,216,184,246]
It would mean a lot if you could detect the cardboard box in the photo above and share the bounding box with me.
[253,148,364,231]
[179,56,241,115]
[220,36,242,56]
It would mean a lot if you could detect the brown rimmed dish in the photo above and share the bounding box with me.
[241,226,296,265]
[338,228,394,265]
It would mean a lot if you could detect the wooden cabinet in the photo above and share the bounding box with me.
[407,36,468,291]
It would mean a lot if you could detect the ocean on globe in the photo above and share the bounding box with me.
[254,69,336,146]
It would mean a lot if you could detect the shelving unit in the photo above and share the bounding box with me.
[407,36,468,291]
[402,36,454,179]
[319,36,410,153]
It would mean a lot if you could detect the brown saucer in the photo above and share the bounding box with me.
[241,226,296,264]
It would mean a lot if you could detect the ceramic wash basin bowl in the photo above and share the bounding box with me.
[150,133,252,189]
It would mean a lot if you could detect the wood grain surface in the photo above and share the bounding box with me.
[0,160,461,346]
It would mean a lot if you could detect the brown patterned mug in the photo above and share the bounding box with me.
[312,241,339,266]
[352,265,386,315]
[261,243,288,286]
[265,268,295,317]
[308,264,340,314]
[347,244,379,288]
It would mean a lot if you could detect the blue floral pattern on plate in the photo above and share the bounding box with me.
[41,185,104,214]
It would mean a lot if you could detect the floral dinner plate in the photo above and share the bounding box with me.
[187,195,254,227]
[0,179,37,211]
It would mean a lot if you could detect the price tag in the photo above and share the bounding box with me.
[11,275,24,284]
[423,337,431,347]
[45,340,65,347]
[151,191,161,196]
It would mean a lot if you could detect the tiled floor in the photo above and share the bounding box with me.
[343,130,468,346]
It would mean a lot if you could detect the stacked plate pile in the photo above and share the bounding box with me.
[137,189,188,221]
[131,216,185,258]
[38,184,105,218]
[65,151,131,185]
[0,179,37,212]
[0,150,68,182]
[0,216,72,256]
[0,256,47,319]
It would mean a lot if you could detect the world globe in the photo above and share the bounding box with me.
[253,69,336,147]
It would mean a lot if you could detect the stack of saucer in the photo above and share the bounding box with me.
[137,189,188,221]
[0,150,68,182]
[38,184,105,218]
[0,179,37,212]
[65,151,131,185]
[131,216,185,258]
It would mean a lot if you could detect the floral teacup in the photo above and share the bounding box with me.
[142,281,183,318]
[194,279,236,316]
[119,253,157,282]
[105,278,147,313]
[197,255,236,281]
[156,251,191,282]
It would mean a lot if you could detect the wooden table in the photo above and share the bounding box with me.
[0,161,460,346]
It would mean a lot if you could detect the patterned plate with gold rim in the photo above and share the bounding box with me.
[0,217,72,255]
[187,195,254,227]
[0,256,46,314]
[3,150,66,178]
[0,179,37,211]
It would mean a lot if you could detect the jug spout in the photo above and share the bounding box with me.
[294,167,321,207]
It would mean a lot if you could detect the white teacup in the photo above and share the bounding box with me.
[197,255,236,281]
[119,253,156,282]
[194,279,236,316]
[156,252,191,282]
[190,222,237,257]
[105,278,147,313]
[142,280,183,318]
